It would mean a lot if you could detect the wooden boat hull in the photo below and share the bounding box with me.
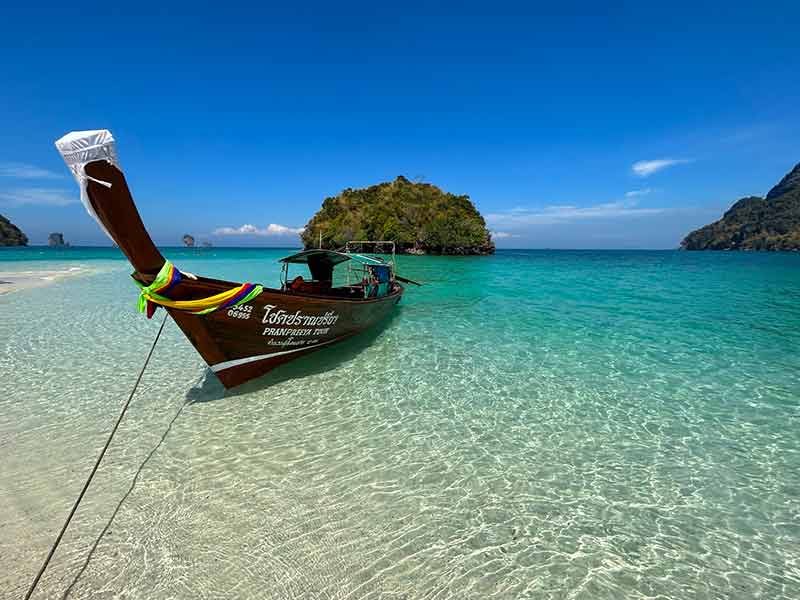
[168,282,403,388]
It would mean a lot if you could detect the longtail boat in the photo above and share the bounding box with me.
[55,130,412,388]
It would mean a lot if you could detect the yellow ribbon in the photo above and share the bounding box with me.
[142,285,263,315]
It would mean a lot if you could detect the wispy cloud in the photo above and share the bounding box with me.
[491,231,517,239]
[213,223,305,236]
[487,200,666,227]
[625,188,653,198]
[0,188,77,206]
[0,162,63,180]
[632,159,691,177]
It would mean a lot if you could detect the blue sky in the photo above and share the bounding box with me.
[1,1,799,248]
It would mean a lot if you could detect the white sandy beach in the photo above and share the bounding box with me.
[0,267,87,295]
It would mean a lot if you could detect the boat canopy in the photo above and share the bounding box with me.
[280,249,386,283]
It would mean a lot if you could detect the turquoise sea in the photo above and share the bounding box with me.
[2,247,799,599]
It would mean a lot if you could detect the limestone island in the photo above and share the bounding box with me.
[301,176,495,255]
[682,162,800,251]
[48,233,69,247]
[0,214,28,246]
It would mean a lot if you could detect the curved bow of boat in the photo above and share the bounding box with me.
[55,130,165,275]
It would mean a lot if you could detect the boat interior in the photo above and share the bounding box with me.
[280,249,399,300]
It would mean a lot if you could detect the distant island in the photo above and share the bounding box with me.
[682,162,800,251]
[48,233,69,247]
[301,176,495,255]
[0,214,28,246]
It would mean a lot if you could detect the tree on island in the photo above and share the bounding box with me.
[301,176,494,255]
[182,234,195,248]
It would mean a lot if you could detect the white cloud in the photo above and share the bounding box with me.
[487,201,666,227]
[0,188,77,206]
[491,231,517,239]
[0,162,63,179]
[632,159,691,177]
[625,188,652,198]
[213,223,304,236]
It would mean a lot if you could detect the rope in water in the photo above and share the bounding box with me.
[23,314,168,600]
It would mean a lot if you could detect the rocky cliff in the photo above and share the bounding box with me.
[681,162,800,251]
[48,233,68,247]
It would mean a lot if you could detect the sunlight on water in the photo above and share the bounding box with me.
[1,248,799,599]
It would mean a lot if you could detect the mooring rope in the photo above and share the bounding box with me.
[24,314,168,600]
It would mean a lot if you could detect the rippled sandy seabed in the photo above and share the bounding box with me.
[1,249,799,599]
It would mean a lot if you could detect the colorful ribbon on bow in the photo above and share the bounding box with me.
[136,261,263,318]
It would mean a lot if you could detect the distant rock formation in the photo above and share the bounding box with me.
[0,214,28,246]
[301,176,495,255]
[681,162,800,251]
[48,232,68,247]
[183,234,195,247]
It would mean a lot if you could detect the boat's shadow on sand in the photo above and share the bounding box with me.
[186,311,400,403]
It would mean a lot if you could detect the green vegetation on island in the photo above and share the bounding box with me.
[301,176,495,255]
[0,214,28,246]
[682,162,800,251]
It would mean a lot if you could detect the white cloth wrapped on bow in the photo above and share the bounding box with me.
[55,129,120,240]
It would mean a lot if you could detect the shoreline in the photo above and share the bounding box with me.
[0,266,87,295]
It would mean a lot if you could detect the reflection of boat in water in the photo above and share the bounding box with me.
[55,130,415,388]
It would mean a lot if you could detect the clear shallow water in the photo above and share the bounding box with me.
[1,247,799,599]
